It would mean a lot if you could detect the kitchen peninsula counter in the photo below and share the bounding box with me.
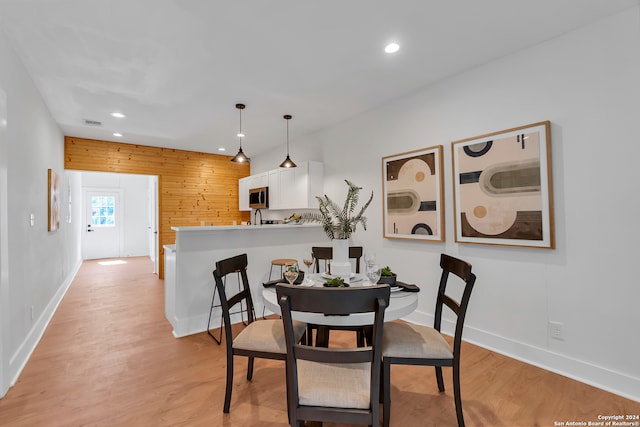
[165,223,325,337]
[172,223,318,231]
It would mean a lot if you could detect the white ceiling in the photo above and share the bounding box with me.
[0,0,637,157]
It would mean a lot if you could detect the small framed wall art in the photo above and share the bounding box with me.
[451,121,554,248]
[48,168,60,232]
[382,145,444,241]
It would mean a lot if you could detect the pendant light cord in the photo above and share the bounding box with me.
[238,107,243,149]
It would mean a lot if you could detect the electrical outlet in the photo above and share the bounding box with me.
[549,321,564,341]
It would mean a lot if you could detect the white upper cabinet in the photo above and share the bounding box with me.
[238,172,269,211]
[239,161,323,211]
[268,169,282,210]
[270,161,323,210]
[294,161,323,209]
[239,177,250,211]
[252,172,269,188]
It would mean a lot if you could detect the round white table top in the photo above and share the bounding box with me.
[261,273,419,326]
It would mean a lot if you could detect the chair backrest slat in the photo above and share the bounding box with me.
[278,284,381,315]
[440,294,461,316]
[295,345,374,364]
[216,253,248,277]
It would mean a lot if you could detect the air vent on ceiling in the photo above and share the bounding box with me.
[82,119,103,127]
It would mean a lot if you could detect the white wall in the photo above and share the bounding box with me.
[80,171,151,258]
[253,7,640,400]
[1,2,638,402]
[0,28,82,396]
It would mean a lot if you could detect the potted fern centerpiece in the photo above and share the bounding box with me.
[301,180,373,280]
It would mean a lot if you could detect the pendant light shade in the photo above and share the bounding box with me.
[231,103,250,163]
[279,114,297,168]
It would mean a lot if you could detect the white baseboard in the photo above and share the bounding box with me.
[9,259,82,388]
[172,313,210,338]
[171,310,248,338]
[402,309,640,403]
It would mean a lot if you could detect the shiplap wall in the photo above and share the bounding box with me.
[64,136,251,278]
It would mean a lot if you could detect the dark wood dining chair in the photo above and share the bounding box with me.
[213,253,306,413]
[277,283,390,427]
[381,253,476,427]
[310,246,366,346]
[312,245,363,274]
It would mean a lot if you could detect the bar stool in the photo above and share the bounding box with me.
[263,258,297,319]
[269,258,298,281]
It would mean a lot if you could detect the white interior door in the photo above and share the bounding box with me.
[148,177,159,274]
[83,189,123,259]
[0,87,8,396]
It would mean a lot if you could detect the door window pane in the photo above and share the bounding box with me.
[91,196,116,227]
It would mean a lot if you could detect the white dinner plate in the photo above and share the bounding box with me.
[321,272,356,280]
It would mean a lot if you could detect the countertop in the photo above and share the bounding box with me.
[171,223,321,232]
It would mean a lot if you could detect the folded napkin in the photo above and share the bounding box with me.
[391,281,420,292]
[263,279,287,288]
[263,271,305,287]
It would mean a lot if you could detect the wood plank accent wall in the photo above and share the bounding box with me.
[64,136,251,278]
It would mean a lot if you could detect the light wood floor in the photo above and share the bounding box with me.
[0,257,637,426]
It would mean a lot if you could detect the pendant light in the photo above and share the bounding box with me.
[279,114,297,168]
[230,103,250,163]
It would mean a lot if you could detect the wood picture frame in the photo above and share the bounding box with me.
[451,121,554,248]
[382,145,444,241]
[48,168,60,232]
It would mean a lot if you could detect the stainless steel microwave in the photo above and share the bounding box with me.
[249,187,269,209]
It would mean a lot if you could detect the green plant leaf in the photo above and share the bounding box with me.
[300,180,373,240]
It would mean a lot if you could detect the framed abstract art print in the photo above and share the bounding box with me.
[451,121,554,248]
[382,145,444,241]
[48,168,60,232]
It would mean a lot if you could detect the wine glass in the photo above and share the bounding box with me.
[303,255,314,274]
[366,263,381,285]
[284,263,300,285]
[364,252,376,268]
[302,255,314,284]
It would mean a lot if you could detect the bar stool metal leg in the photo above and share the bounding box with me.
[207,277,223,344]
[207,272,249,344]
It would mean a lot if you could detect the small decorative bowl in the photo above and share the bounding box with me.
[377,274,397,285]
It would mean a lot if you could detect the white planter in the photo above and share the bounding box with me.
[331,238,352,280]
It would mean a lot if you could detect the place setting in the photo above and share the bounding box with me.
[364,255,420,294]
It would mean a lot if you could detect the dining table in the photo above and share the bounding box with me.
[262,272,419,328]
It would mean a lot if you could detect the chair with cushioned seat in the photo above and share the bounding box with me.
[213,253,306,413]
[309,246,365,346]
[277,283,390,427]
[381,253,476,427]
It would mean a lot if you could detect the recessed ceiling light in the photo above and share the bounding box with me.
[237,132,245,138]
[384,43,400,54]
[110,112,126,118]
[218,147,226,152]
[113,132,123,137]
